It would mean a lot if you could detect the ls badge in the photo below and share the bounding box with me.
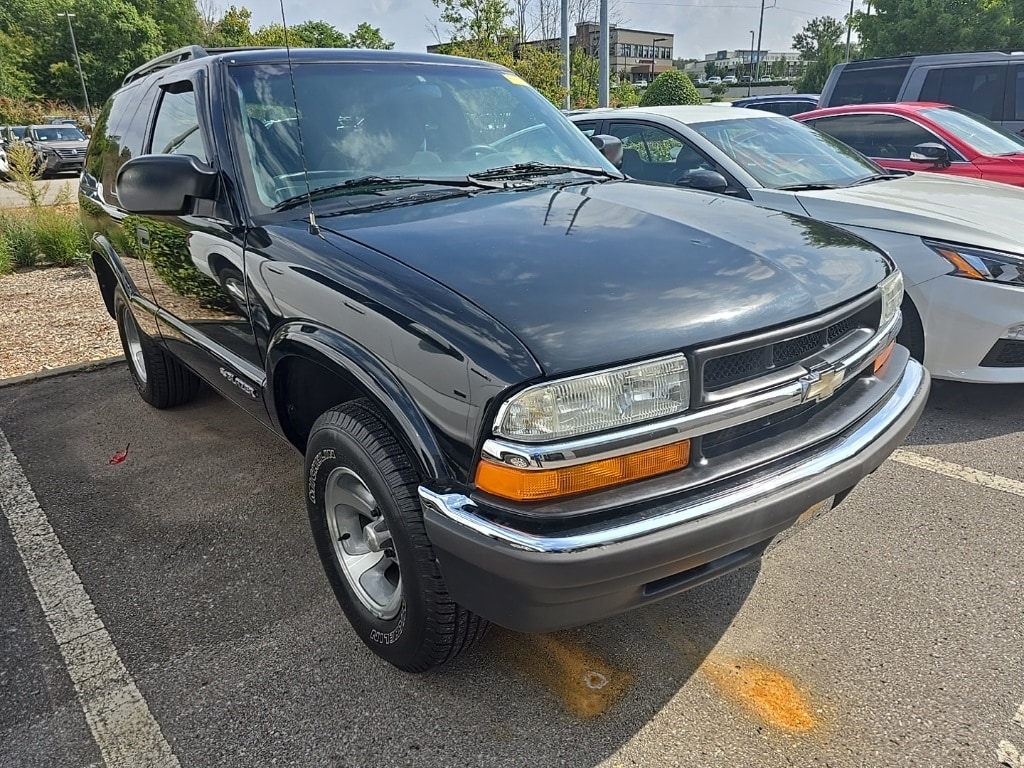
[799,364,846,403]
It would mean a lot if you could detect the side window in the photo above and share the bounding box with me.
[776,101,814,117]
[89,83,149,205]
[918,65,1005,121]
[609,122,715,184]
[808,114,949,159]
[829,63,911,106]
[1013,65,1024,121]
[573,121,599,137]
[150,84,208,161]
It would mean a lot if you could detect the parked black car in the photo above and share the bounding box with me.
[732,93,820,116]
[81,46,929,671]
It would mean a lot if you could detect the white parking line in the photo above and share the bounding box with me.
[890,449,1024,498]
[0,428,180,768]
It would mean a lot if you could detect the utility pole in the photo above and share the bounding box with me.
[748,30,754,96]
[845,0,855,61]
[652,36,667,85]
[754,0,766,83]
[561,0,569,109]
[59,11,92,118]
[598,0,609,107]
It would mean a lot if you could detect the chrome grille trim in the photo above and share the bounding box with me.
[480,311,900,472]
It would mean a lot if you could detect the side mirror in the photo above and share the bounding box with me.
[116,154,218,215]
[909,142,950,168]
[675,169,729,194]
[589,134,623,169]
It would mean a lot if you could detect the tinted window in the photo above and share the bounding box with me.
[150,85,207,161]
[808,113,944,159]
[86,82,149,204]
[573,120,599,137]
[919,65,1005,120]
[1016,66,1024,120]
[829,63,911,105]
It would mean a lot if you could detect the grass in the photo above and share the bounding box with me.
[0,206,86,272]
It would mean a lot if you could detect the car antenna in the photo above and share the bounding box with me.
[278,0,319,236]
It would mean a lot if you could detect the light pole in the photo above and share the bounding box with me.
[59,11,92,119]
[748,30,755,96]
[652,36,667,84]
[754,0,766,84]
[845,0,855,61]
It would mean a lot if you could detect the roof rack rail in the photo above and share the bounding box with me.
[122,45,210,86]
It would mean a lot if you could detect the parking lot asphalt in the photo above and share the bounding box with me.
[1,364,1023,768]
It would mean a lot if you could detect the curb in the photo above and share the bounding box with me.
[0,356,126,389]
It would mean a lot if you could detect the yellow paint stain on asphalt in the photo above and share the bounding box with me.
[493,631,634,718]
[702,655,817,732]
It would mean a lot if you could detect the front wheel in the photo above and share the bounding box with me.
[305,400,488,671]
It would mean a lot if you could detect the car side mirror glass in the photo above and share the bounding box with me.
[675,169,729,194]
[116,154,219,215]
[909,142,950,168]
[589,134,624,169]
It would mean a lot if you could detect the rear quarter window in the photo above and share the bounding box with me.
[918,65,1006,121]
[827,63,911,106]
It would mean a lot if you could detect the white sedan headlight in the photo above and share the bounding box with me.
[495,353,690,442]
[926,240,1024,286]
[879,269,904,328]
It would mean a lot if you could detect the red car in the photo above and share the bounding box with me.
[795,102,1024,186]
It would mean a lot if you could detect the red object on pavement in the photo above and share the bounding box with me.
[796,102,1024,187]
[108,444,130,465]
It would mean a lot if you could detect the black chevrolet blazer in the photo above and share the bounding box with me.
[80,46,929,671]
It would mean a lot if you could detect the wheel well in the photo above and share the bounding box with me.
[897,294,925,362]
[92,253,117,319]
[274,356,362,451]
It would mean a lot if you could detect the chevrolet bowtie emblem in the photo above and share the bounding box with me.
[799,364,846,403]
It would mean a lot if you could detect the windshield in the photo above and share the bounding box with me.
[29,126,86,142]
[921,106,1024,156]
[227,62,615,212]
[690,115,883,188]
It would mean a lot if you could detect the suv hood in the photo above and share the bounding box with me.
[791,172,1024,254]
[323,181,888,375]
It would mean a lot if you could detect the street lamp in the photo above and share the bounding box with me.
[748,30,755,96]
[651,37,667,84]
[58,11,92,119]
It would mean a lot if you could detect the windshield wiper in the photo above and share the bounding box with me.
[467,162,622,182]
[775,182,841,191]
[273,175,502,211]
[847,172,907,187]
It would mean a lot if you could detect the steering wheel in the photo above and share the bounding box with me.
[456,144,501,160]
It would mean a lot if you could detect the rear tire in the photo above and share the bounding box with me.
[114,291,200,409]
[305,400,488,671]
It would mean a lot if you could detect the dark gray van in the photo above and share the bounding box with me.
[818,51,1024,134]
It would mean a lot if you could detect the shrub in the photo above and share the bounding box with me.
[34,207,87,267]
[0,238,12,275]
[640,69,702,107]
[0,216,39,268]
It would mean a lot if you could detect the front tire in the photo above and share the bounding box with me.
[305,400,488,671]
[114,291,200,408]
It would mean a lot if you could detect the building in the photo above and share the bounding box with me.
[679,49,806,80]
[435,23,675,86]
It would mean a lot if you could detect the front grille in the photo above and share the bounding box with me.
[701,299,879,393]
[981,339,1024,367]
[54,147,84,159]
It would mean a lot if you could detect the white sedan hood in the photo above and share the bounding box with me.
[793,173,1024,254]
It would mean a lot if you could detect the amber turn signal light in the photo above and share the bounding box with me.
[873,340,895,374]
[475,440,691,502]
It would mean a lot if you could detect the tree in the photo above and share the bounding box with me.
[640,69,701,106]
[792,16,844,93]
[202,4,255,47]
[856,0,1021,58]
[345,22,393,49]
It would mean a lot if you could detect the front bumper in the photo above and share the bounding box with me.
[914,276,1024,383]
[420,357,929,633]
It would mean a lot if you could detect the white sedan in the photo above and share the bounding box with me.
[570,106,1024,384]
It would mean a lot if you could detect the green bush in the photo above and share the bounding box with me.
[640,69,702,107]
[34,208,87,267]
[0,238,12,275]
[0,216,39,268]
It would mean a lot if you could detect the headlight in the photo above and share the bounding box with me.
[926,240,1024,286]
[495,353,690,442]
[879,269,904,328]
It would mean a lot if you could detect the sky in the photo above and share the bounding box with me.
[243,0,865,61]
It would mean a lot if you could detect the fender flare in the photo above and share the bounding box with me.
[266,321,453,484]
